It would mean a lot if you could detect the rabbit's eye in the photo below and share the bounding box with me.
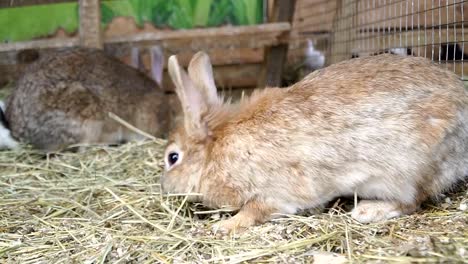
[168,152,179,166]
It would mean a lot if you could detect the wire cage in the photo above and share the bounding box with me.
[326,0,467,81]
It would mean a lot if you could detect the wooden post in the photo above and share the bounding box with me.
[79,0,102,49]
[258,0,296,88]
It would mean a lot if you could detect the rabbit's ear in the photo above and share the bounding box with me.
[188,51,221,106]
[130,47,141,69]
[150,45,164,87]
[168,55,208,137]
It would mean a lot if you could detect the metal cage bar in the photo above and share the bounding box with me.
[327,0,468,81]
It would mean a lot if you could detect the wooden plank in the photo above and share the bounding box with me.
[259,0,297,88]
[267,0,276,21]
[106,22,290,46]
[259,45,288,87]
[106,33,286,54]
[0,0,74,8]
[0,37,78,53]
[79,0,102,49]
[134,48,264,69]
[0,23,289,53]
[291,0,338,32]
[161,63,263,92]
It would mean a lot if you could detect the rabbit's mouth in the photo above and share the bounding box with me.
[160,174,203,202]
[159,175,175,194]
[160,190,203,203]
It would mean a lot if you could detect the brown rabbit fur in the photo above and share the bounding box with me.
[163,51,468,233]
[5,48,169,152]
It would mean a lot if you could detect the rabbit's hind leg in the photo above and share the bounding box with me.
[94,119,144,146]
[27,115,86,152]
[350,199,419,223]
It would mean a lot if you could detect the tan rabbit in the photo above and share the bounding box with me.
[2,47,169,152]
[162,51,468,233]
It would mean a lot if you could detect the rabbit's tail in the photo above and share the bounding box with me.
[0,101,19,150]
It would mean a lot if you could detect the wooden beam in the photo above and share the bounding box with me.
[136,48,264,69]
[161,63,263,92]
[0,23,290,54]
[106,23,290,46]
[78,0,102,49]
[0,23,291,57]
[0,0,74,8]
[291,0,337,32]
[0,37,78,53]
[267,0,276,21]
[259,0,296,88]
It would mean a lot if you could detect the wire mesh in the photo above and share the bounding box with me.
[328,0,468,80]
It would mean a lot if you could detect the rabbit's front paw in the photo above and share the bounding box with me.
[211,214,255,235]
[211,199,274,235]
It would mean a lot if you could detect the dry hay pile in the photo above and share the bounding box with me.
[0,140,467,263]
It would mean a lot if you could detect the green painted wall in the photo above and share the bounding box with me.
[0,0,264,42]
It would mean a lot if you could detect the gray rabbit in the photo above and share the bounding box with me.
[0,47,169,152]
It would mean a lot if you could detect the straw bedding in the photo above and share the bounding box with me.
[0,139,466,263]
